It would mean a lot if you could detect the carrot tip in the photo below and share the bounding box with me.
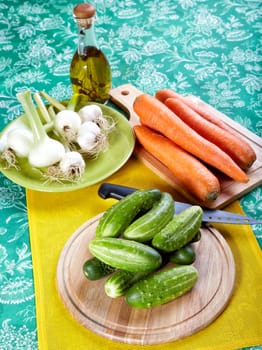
[206,191,219,202]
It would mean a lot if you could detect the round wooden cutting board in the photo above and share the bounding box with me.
[56,213,236,345]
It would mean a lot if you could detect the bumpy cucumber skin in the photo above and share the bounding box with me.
[125,265,198,308]
[169,244,196,265]
[89,238,162,272]
[123,192,174,242]
[152,206,203,252]
[95,189,162,238]
[104,270,149,298]
[82,257,115,281]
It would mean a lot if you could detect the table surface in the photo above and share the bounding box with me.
[0,0,261,349]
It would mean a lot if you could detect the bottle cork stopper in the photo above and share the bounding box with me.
[73,3,96,19]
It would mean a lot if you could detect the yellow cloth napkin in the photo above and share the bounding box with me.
[26,157,262,350]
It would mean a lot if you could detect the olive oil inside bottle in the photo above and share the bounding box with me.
[70,3,112,104]
[70,45,111,104]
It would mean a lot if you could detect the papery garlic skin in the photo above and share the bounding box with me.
[78,105,103,123]
[77,131,98,151]
[76,121,102,152]
[54,110,82,141]
[59,151,86,177]
[78,121,101,136]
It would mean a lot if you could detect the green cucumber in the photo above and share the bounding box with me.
[125,265,198,308]
[104,270,149,298]
[89,237,162,272]
[82,257,116,281]
[152,206,203,252]
[190,230,201,243]
[123,192,174,242]
[169,244,196,265]
[95,189,162,238]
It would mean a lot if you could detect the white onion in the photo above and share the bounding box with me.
[0,134,7,153]
[6,127,34,158]
[28,137,65,168]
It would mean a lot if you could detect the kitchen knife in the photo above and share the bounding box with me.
[98,183,262,225]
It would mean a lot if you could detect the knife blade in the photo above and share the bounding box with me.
[98,183,262,225]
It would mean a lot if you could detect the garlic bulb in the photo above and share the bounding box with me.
[54,110,82,141]
[59,151,85,177]
[77,130,98,151]
[78,104,103,123]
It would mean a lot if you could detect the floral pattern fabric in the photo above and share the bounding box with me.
[0,0,261,349]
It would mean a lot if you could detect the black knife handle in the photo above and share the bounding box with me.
[98,183,137,200]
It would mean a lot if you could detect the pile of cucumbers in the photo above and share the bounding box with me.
[83,188,203,309]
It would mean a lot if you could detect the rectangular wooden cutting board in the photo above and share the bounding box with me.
[109,84,262,209]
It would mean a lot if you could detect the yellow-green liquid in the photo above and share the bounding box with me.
[70,46,112,104]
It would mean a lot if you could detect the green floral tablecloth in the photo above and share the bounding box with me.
[0,0,261,349]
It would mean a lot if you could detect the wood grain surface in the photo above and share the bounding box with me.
[109,84,262,209]
[56,213,236,345]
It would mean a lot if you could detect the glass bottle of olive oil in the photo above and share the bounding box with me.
[70,3,112,104]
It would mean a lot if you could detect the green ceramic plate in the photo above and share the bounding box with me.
[0,103,135,192]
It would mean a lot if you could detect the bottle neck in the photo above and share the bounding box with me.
[77,19,98,55]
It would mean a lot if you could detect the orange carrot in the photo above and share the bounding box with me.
[155,89,182,103]
[155,88,240,133]
[133,93,249,183]
[134,125,220,202]
[156,89,257,164]
[183,94,243,135]
[165,97,256,170]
